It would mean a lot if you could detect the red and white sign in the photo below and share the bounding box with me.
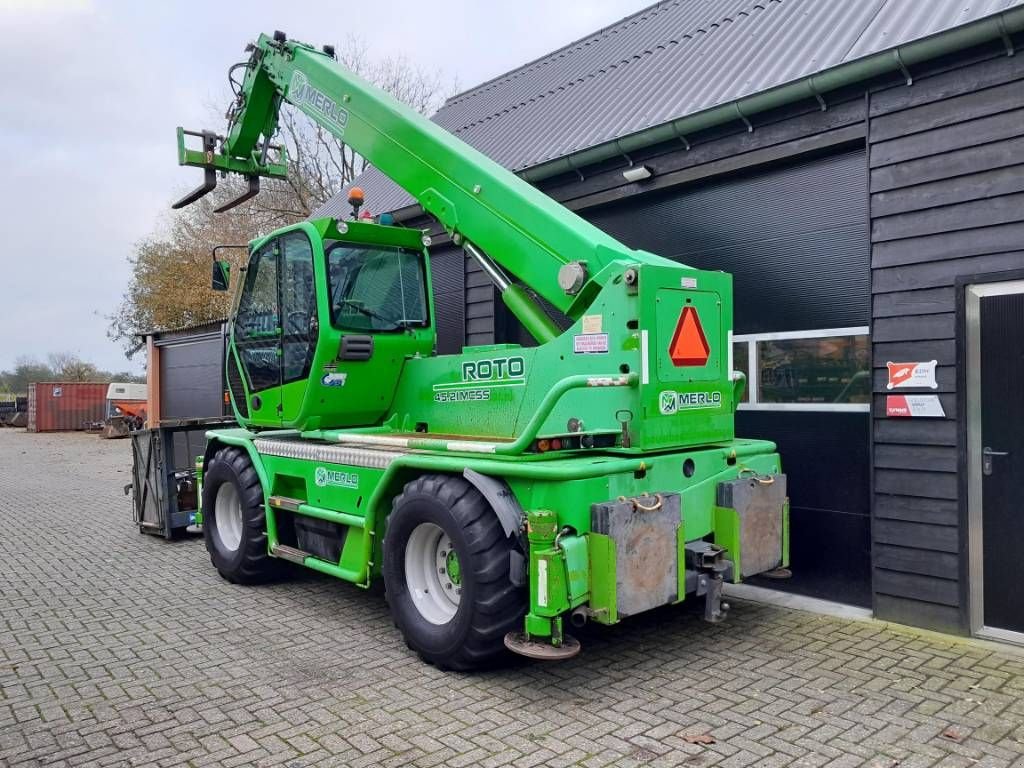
[668,306,710,366]
[886,360,938,390]
[886,394,945,418]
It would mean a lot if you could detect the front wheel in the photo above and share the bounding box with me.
[201,446,282,584]
[383,475,525,670]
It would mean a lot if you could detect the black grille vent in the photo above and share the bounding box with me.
[227,355,249,418]
[340,335,373,361]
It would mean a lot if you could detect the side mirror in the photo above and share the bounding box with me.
[212,259,231,291]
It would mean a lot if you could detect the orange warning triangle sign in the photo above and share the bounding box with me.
[668,306,710,366]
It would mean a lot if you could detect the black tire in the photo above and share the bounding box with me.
[383,474,526,670]
[202,446,281,584]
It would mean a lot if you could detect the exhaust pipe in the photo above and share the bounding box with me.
[569,608,588,629]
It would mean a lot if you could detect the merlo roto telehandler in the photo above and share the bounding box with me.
[174,31,789,669]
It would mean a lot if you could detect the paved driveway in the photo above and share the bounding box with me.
[2,429,1024,767]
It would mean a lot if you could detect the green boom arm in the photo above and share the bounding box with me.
[177,31,673,332]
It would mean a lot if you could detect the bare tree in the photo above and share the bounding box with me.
[110,37,454,356]
[47,353,100,382]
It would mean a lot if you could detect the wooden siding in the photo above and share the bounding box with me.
[429,247,466,355]
[868,47,1024,634]
[464,258,496,347]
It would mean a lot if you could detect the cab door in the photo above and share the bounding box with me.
[232,240,282,424]
[279,230,319,424]
[319,241,432,426]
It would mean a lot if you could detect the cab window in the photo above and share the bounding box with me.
[235,243,280,392]
[280,232,317,383]
[326,243,427,331]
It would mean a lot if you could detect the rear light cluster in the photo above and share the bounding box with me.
[533,436,581,453]
[530,433,613,453]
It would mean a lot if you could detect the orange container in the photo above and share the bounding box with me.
[27,382,108,432]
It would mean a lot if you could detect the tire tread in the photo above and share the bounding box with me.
[384,474,526,670]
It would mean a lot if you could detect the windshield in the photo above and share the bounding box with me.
[326,243,428,331]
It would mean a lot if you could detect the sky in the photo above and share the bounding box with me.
[0,0,650,373]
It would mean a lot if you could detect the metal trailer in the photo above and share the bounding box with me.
[129,417,235,538]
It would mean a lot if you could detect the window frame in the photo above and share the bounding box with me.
[233,240,282,394]
[733,326,870,413]
[279,230,318,385]
[324,241,430,333]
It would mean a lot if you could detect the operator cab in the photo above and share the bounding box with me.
[215,212,435,431]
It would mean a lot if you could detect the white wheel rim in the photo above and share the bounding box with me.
[215,482,244,552]
[405,522,461,625]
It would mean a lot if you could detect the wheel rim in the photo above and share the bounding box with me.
[214,482,244,552]
[405,522,461,625]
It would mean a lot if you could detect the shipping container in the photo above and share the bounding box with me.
[27,382,108,432]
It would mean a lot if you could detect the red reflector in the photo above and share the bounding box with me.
[668,306,710,366]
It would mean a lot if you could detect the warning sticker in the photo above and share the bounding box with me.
[582,314,603,334]
[681,277,698,289]
[886,360,938,390]
[886,394,945,418]
[574,333,609,354]
[668,306,710,366]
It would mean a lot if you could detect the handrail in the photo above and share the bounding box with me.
[318,372,639,456]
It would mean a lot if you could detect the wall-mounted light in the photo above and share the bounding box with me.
[622,164,653,182]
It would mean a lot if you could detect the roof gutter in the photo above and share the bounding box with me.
[520,6,1024,183]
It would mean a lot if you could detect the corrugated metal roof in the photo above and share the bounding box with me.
[316,0,1023,218]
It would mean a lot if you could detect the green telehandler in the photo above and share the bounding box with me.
[175,31,789,669]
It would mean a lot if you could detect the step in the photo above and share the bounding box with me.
[267,495,365,529]
[271,544,310,564]
[268,495,302,512]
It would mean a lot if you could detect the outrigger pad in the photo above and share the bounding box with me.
[504,632,581,661]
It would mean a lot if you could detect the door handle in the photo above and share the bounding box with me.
[982,446,1010,476]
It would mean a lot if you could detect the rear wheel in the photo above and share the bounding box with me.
[202,446,281,584]
[383,474,525,670]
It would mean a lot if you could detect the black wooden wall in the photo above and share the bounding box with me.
[428,246,466,355]
[581,150,873,606]
[868,47,1024,634]
[413,36,1024,632]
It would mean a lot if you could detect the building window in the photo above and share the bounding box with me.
[734,327,870,412]
[732,339,750,403]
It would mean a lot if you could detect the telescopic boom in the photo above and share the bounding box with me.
[175,31,673,338]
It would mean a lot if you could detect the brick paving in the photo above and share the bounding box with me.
[2,429,1024,767]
